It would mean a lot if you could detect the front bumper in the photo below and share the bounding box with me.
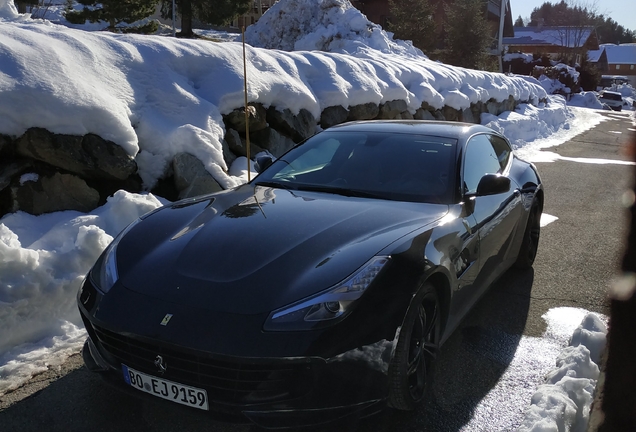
[78,278,394,429]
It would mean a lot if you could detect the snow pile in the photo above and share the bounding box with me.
[482,95,569,148]
[244,0,423,57]
[0,191,165,395]
[568,92,604,110]
[518,312,607,432]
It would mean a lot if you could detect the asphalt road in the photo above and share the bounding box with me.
[0,111,633,432]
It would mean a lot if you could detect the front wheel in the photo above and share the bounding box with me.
[514,199,541,269]
[388,284,441,411]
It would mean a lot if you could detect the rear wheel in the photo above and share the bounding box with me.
[515,199,541,269]
[388,284,441,411]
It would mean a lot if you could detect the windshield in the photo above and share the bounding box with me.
[253,130,457,204]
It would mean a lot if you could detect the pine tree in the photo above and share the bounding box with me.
[443,0,491,69]
[514,15,524,27]
[66,0,159,33]
[160,0,251,38]
[386,0,437,54]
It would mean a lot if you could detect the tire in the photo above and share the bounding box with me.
[388,284,441,411]
[514,198,541,269]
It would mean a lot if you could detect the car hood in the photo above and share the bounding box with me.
[118,185,447,314]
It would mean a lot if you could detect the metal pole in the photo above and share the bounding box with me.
[498,0,506,73]
[242,27,251,183]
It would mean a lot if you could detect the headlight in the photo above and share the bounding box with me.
[263,256,390,331]
[90,218,141,294]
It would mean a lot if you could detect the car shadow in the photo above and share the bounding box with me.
[351,267,536,432]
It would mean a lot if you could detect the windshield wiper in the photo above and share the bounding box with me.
[254,181,296,190]
[294,184,385,199]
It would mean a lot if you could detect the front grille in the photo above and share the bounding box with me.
[90,324,313,405]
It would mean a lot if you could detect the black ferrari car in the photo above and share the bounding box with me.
[78,120,543,429]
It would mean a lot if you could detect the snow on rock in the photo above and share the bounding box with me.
[517,311,607,432]
[244,0,423,57]
[483,95,569,148]
[0,0,549,191]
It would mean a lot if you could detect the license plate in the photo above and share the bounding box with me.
[122,364,209,410]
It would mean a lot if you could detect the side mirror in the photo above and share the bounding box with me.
[255,155,274,173]
[476,174,511,196]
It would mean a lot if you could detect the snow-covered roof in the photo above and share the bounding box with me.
[504,26,596,49]
[599,44,636,65]
[587,48,604,63]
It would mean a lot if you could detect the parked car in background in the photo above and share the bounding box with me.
[599,90,624,111]
[78,121,543,429]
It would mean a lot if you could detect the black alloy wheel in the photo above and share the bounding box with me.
[388,284,441,411]
[515,199,542,269]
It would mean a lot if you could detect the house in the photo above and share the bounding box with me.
[232,0,277,29]
[587,46,609,72]
[596,44,636,86]
[503,25,600,64]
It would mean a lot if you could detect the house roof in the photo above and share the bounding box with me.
[599,44,636,65]
[587,48,605,63]
[503,26,595,49]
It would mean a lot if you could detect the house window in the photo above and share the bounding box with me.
[616,65,620,70]
[631,65,635,70]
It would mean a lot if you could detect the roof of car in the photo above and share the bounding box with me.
[327,120,497,140]
[601,90,622,97]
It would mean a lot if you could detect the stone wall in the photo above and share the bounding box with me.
[0,96,536,217]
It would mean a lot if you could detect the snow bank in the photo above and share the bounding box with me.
[517,311,607,432]
[0,191,166,394]
[482,95,569,148]
[0,0,547,191]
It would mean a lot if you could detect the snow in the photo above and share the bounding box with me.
[517,311,607,432]
[1,0,547,190]
[0,0,625,428]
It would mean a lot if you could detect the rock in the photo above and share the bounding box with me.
[320,105,349,129]
[433,110,446,120]
[377,100,408,119]
[400,111,414,120]
[250,127,296,157]
[224,128,264,158]
[460,108,475,124]
[486,99,500,115]
[347,102,379,121]
[504,95,516,112]
[220,139,237,168]
[442,106,460,121]
[16,128,136,180]
[266,107,316,141]
[414,108,435,120]
[223,103,268,134]
[172,152,223,199]
[12,172,100,215]
[0,134,13,155]
[471,101,484,122]
[0,159,32,192]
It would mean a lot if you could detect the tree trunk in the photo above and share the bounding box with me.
[178,0,194,37]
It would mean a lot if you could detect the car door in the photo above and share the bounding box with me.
[461,133,523,293]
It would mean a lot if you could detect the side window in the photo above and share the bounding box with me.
[489,135,512,172]
[463,135,501,194]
